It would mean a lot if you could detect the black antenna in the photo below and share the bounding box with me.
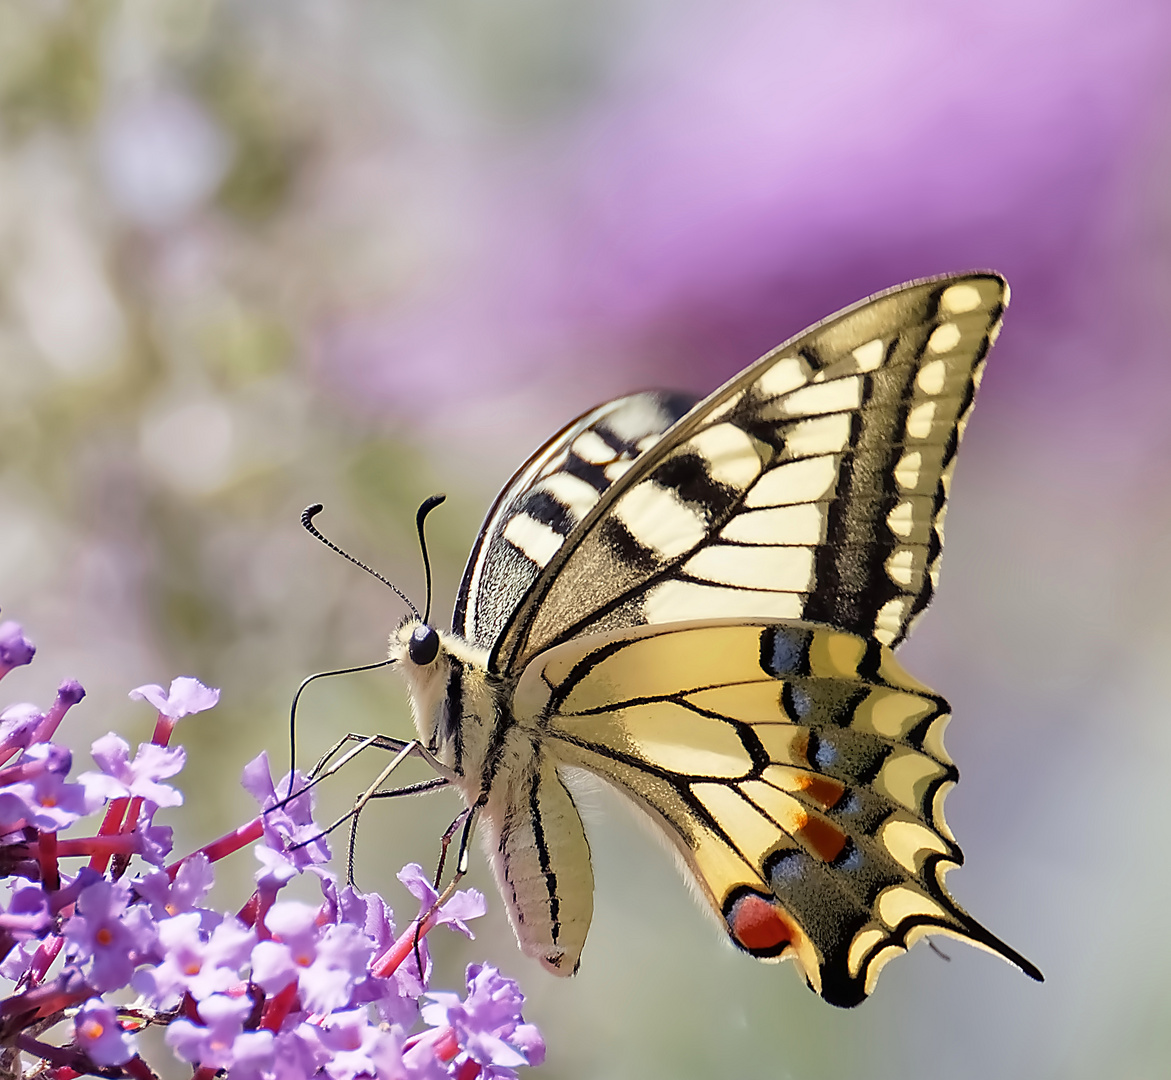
[415,494,446,624]
[285,659,393,799]
[301,504,420,620]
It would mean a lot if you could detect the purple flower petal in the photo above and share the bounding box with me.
[164,992,253,1069]
[87,734,185,807]
[317,1010,402,1080]
[136,855,215,918]
[134,912,256,1007]
[129,677,219,720]
[0,885,51,939]
[422,964,543,1073]
[63,879,155,992]
[272,1023,330,1079]
[250,938,299,994]
[398,863,486,939]
[243,754,330,869]
[299,923,375,1015]
[55,679,85,708]
[0,762,108,833]
[75,998,137,1066]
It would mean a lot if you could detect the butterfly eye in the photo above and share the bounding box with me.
[408,625,440,666]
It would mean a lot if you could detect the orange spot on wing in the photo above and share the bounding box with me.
[796,773,846,809]
[730,894,792,952]
[798,815,848,862]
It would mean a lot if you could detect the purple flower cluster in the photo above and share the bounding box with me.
[0,615,545,1080]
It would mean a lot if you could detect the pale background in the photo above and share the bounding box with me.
[0,2,1168,1078]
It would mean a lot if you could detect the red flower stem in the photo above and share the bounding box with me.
[89,798,130,873]
[26,934,64,987]
[2,979,92,1021]
[150,715,176,747]
[370,912,438,978]
[15,1034,80,1070]
[260,980,299,1033]
[123,1055,162,1080]
[165,817,264,880]
[253,889,277,940]
[431,1026,460,1062]
[36,830,59,892]
[236,891,260,929]
[31,835,139,860]
[118,795,145,835]
[33,696,75,746]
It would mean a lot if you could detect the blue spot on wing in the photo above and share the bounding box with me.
[760,627,810,678]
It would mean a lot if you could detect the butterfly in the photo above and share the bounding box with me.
[387,272,1042,1007]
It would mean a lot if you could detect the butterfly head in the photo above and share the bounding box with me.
[390,618,491,776]
[407,623,440,666]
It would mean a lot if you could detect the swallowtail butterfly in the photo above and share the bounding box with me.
[390,272,1041,1007]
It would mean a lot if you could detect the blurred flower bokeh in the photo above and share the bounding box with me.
[1,2,1169,1078]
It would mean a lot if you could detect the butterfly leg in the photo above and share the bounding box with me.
[275,732,449,818]
[347,775,454,886]
[411,807,478,976]
[291,738,452,861]
[432,806,472,889]
[310,731,423,780]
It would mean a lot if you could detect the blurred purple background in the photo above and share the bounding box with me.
[1,2,1168,1077]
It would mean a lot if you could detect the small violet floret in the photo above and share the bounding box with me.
[166,991,273,1071]
[75,997,138,1066]
[89,733,185,808]
[0,618,545,1080]
[129,677,220,720]
[243,752,330,869]
[0,622,35,673]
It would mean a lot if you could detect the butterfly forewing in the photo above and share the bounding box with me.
[512,619,1041,1006]
[454,390,696,651]
[489,274,1007,675]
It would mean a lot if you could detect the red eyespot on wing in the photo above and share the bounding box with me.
[729,893,792,953]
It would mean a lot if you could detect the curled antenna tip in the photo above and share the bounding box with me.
[300,503,420,621]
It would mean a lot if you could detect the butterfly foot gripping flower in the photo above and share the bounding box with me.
[0,615,545,1079]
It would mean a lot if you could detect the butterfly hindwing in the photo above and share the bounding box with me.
[511,619,1041,1006]
[489,274,1008,675]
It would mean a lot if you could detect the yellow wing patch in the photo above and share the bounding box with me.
[512,618,1042,1006]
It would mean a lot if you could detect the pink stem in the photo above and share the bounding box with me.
[165,817,264,881]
